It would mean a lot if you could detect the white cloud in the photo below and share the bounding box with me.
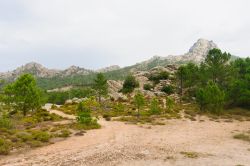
[0,0,249,71]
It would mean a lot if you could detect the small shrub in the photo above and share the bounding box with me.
[32,131,50,142]
[51,104,57,109]
[150,98,161,115]
[161,85,174,94]
[72,121,101,130]
[0,117,13,129]
[233,133,250,142]
[58,129,71,138]
[121,75,139,94]
[28,140,42,148]
[76,102,100,128]
[143,84,153,91]
[16,132,33,142]
[0,138,11,155]
[103,114,111,121]
[166,97,174,112]
[180,151,199,158]
[113,103,125,112]
[21,117,38,128]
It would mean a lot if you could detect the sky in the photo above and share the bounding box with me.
[0,0,249,72]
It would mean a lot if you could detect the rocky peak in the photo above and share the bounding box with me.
[186,38,218,60]
[63,65,92,76]
[23,62,43,68]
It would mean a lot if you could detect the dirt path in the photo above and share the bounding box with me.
[43,104,76,120]
[0,115,250,166]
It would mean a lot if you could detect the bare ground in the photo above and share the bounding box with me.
[0,117,250,166]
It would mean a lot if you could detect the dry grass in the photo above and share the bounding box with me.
[180,151,199,158]
[233,133,250,143]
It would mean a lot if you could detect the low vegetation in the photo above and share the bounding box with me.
[233,133,250,143]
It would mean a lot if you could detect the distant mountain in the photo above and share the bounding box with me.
[0,38,237,87]
[0,62,93,81]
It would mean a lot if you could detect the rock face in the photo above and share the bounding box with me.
[107,80,127,101]
[168,38,218,63]
[106,64,179,100]
[62,65,92,76]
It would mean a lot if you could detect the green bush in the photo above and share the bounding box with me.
[46,88,95,105]
[143,83,153,91]
[21,117,38,128]
[28,140,42,148]
[113,103,125,112]
[58,129,71,138]
[121,75,139,94]
[16,132,33,142]
[149,71,169,84]
[161,85,174,94]
[150,98,161,115]
[0,117,13,129]
[51,104,57,109]
[166,96,175,112]
[76,101,101,126]
[32,131,50,142]
[103,114,111,121]
[196,82,225,114]
[0,138,11,155]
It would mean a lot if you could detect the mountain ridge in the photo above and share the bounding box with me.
[0,38,224,81]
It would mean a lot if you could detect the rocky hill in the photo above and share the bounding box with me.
[131,38,218,71]
[0,38,224,83]
[0,62,93,81]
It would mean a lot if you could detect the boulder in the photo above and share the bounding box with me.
[107,80,128,101]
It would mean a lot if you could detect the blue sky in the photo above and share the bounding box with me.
[0,0,249,72]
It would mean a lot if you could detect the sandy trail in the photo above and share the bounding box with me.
[43,104,76,120]
[0,115,250,166]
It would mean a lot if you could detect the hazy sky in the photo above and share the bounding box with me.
[0,0,249,71]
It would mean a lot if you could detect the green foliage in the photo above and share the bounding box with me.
[0,138,11,155]
[149,71,169,84]
[93,73,108,103]
[161,85,174,94]
[47,87,95,105]
[77,111,92,125]
[122,75,139,94]
[58,129,71,138]
[133,92,145,117]
[196,82,225,113]
[150,97,161,115]
[175,48,249,110]
[205,48,231,85]
[31,131,50,142]
[166,96,175,112]
[3,74,43,116]
[113,102,125,112]
[143,83,153,91]
[0,114,13,129]
[76,102,99,127]
[176,63,199,96]
[228,58,250,108]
